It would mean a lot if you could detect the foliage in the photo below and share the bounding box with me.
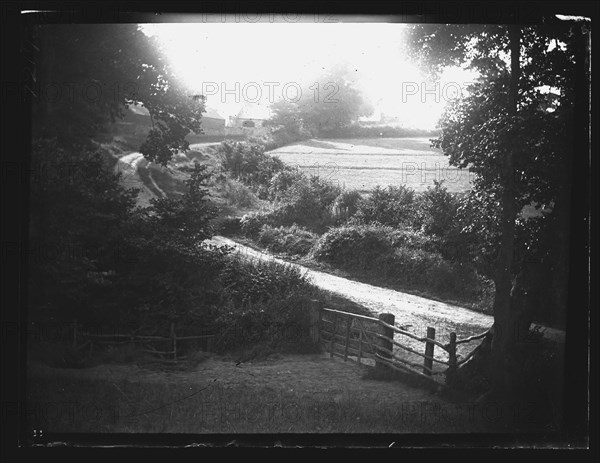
[213,257,316,352]
[267,66,373,141]
[417,180,459,237]
[217,216,243,236]
[312,223,492,308]
[220,178,259,208]
[216,140,291,198]
[257,224,319,256]
[268,175,341,232]
[311,224,395,271]
[31,24,205,165]
[240,211,272,238]
[354,185,418,228]
[268,168,306,201]
[332,190,363,222]
[318,123,439,139]
[407,22,582,397]
[28,138,139,319]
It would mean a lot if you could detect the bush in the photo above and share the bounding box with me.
[269,175,341,232]
[257,224,319,256]
[312,223,491,307]
[311,224,395,271]
[240,211,272,238]
[218,216,242,236]
[354,185,418,228]
[221,178,258,208]
[213,257,316,352]
[268,169,306,201]
[417,180,460,237]
[332,190,362,222]
[216,140,292,197]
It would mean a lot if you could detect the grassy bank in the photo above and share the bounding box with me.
[26,354,559,435]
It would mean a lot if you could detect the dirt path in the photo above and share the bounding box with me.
[210,236,566,371]
[189,142,222,150]
[114,152,158,207]
[114,143,220,203]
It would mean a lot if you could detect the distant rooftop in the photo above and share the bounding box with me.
[236,103,271,120]
[127,103,224,121]
[203,107,225,120]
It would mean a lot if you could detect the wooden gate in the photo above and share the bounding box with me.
[310,301,489,385]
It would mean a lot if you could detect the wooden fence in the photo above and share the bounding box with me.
[309,301,489,385]
[71,320,215,361]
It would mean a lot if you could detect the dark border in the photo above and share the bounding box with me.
[1,0,596,457]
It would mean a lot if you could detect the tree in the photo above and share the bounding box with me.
[31,24,204,165]
[407,23,582,401]
[28,24,224,327]
[268,66,373,142]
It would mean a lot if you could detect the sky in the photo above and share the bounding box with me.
[142,21,477,130]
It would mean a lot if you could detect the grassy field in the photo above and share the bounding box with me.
[26,351,558,435]
[267,138,474,193]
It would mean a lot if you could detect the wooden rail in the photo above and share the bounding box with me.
[311,301,488,385]
[72,320,215,360]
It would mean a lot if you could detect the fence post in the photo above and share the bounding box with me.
[376,313,394,370]
[171,323,177,361]
[424,327,436,376]
[330,313,337,358]
[358,328,363,365]
[446,332,457,385]
[344,316,351,361]
[309,300,321,345]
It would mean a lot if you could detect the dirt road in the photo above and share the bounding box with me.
[210,236,566,371]
[114,152,157,207]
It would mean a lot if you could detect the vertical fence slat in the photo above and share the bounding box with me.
[446,332,457,384]
[358,327,363,365]
[318,305,323,344]
[310,300,321,344]
[424,327,436,376]
[376,313,395,370]
[330,313,337,358]
[344,317,351,361]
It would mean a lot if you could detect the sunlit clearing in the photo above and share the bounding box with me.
[142,22,479,129]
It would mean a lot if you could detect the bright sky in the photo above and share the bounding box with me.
[142,22,477,129]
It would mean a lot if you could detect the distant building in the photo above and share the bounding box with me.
[201,107,226,134]
[117,102,226,136]
[228,104,271,135]
[114,103,151,135]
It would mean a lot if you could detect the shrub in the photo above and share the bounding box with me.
[218,216,242,236]
[385,227,442,253]
[213,257,316,352]
[240,211,271,238]
[332,190,362,222]
[354,185,418,228]
[268,169,306,201]
[221,178,258,208]
[417,180,460,237]
[216,140,292,197]
[311,224,395,271]
[312,223,491,307]
[257,224,319,256]
[269,175,341,232]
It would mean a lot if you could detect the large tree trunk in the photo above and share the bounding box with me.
[485,25,527,402]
